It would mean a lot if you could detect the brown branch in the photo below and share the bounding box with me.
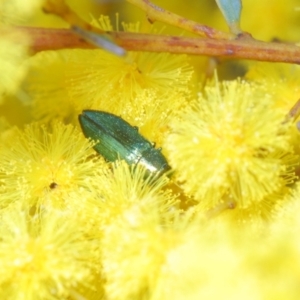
[284,99,300,123]
[14,27,300,64]
[126,0,234,40]
[43,0,232,40]
[42,0,97,32]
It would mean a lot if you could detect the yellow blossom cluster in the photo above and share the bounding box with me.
[1,0,300,299]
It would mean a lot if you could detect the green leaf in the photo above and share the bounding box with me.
[215,0,242,33]
[72,26,126,56]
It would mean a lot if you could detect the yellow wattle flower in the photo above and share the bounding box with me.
[165,79,297,213]
[0,0,42,24]
[25,16,194,128]
[0,122,106,209]
[91,161,178,299]
[95,160,177,226]
[0,31,30,104]
[2,1,300,299]
[0,0,44,104]
[246,63,300,114]
[0,205,98,299]
[246,62,300,156]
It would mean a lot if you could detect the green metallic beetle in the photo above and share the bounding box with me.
[78,110,171,177]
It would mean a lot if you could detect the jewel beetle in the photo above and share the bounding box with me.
[78,110,171,177]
